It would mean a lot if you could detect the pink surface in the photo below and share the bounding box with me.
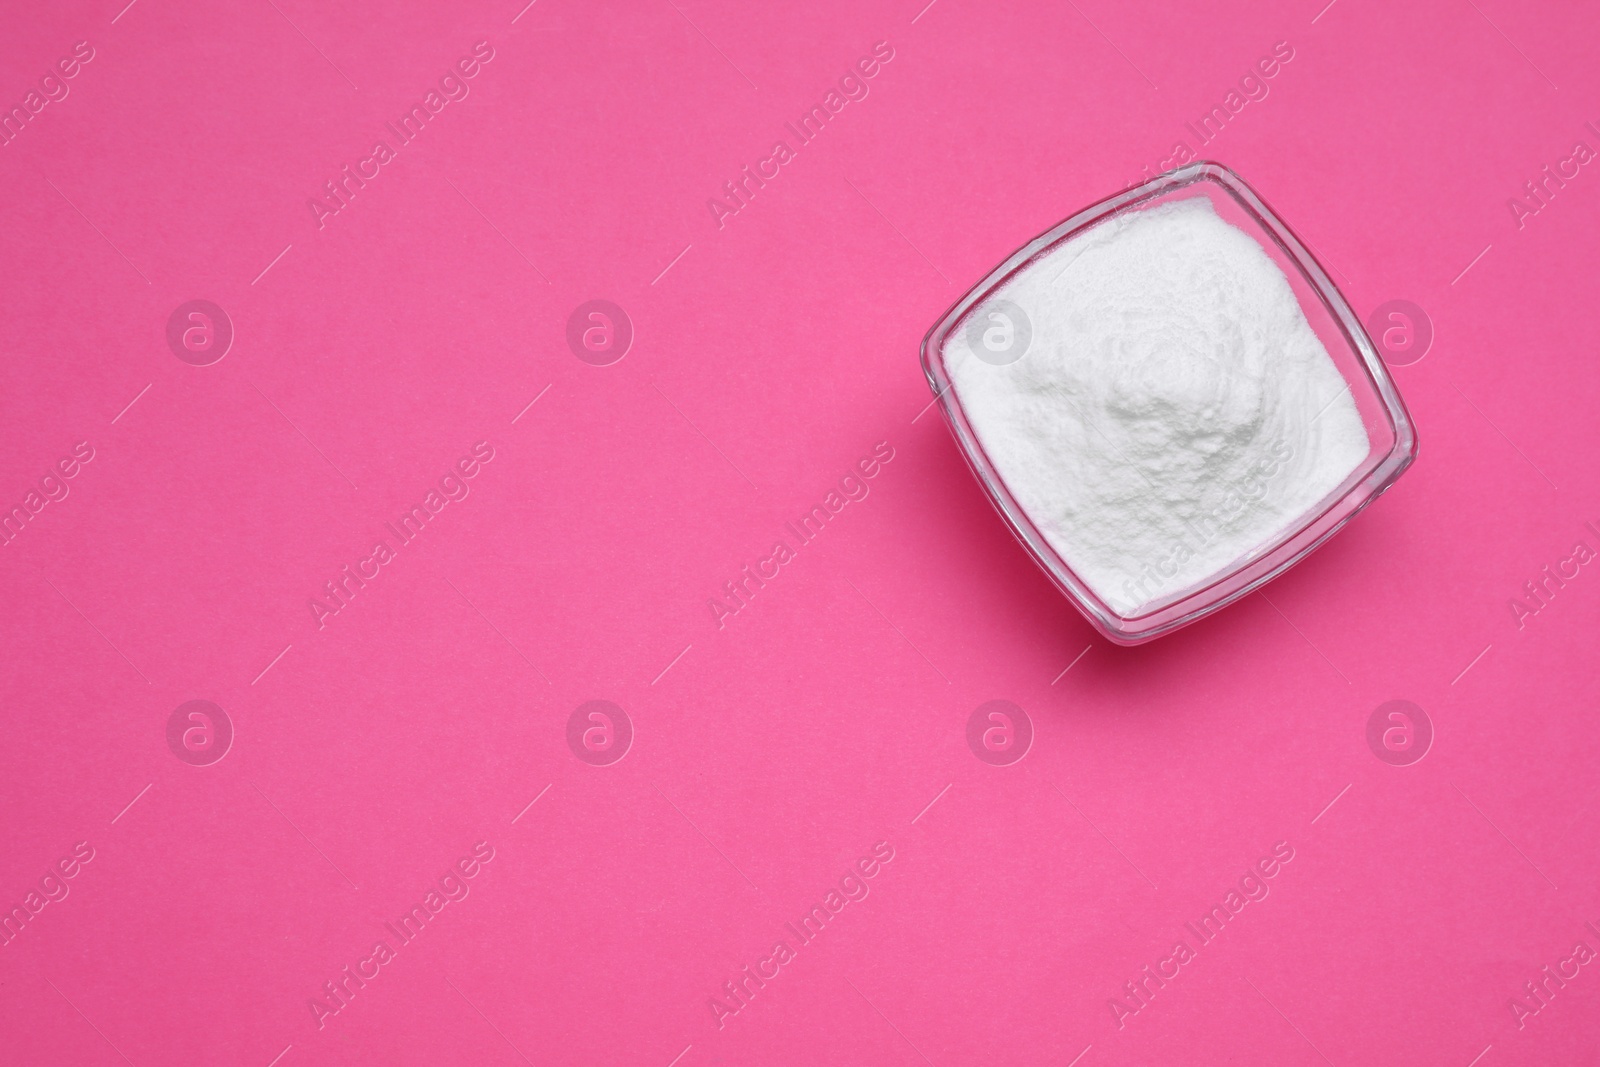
[2,1,1598,1065]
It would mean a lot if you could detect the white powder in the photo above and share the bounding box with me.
[943,197,1369,616]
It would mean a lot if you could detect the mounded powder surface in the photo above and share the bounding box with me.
[943,196,1370,617]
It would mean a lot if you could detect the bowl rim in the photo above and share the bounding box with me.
[918,160,1419,645]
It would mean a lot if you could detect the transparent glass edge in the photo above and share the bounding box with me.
[919,161,1419,645]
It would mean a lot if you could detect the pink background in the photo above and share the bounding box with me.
[3,1,1599,1064]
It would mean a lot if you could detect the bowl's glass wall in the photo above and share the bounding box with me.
[922,163,1417,644]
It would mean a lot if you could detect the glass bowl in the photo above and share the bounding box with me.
[919,161,1418,645]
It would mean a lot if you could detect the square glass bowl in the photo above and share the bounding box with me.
[920,161,1417,645]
